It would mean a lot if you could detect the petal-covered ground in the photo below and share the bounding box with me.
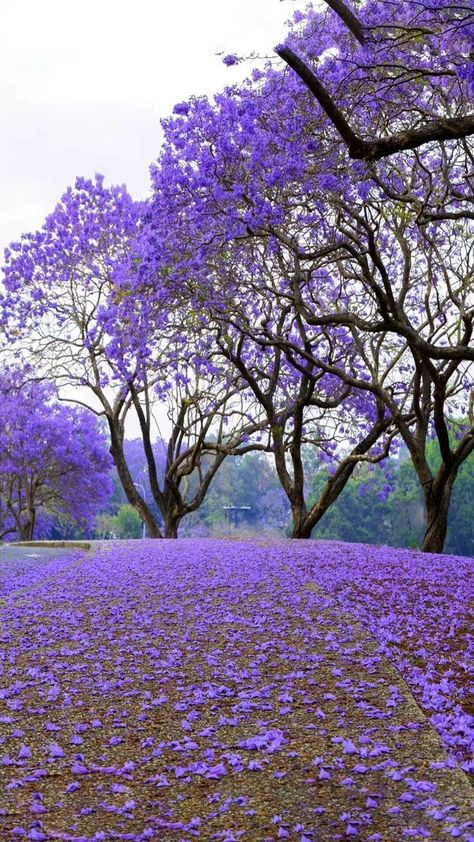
[0,539,473,842]
[296,542,474,774]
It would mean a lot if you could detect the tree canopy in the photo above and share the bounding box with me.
[0,368,112,540]
[1,0,473,550]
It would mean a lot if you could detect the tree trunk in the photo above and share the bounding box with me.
[20,511,35,541]
[29,507,36,541]
[108,423,162,539]
[291,524,313,539]
[164,515,180,539]
[290,503,312,539]
[421,481,454,553]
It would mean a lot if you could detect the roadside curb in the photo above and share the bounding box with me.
[10,540,92,550]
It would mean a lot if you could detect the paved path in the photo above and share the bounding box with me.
[0,540,472,841]
[0,544,89,600]
[0,543,79,565]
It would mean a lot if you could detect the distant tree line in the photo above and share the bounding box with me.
[310,440,474,557]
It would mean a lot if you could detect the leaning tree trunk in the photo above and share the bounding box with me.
[421,479,455,554]
[108,426,162,538]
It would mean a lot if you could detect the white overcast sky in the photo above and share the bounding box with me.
[0,0,300,256]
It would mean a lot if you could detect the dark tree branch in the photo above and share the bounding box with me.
[369,116,474,161]
[276,46,474,161]
[419,210,474,223]
[323,0,366,44]
[276,47,366,155]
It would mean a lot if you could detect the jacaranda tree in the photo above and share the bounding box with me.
[124,0,473,551]
[1,177,266,538]
[0,367,112,540]
[206,270,402,538]
[1,176,162,534]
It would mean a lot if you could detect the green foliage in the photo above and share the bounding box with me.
[183,452,289,535]
[309,469,394,546]
[444,454,474,556]
[310,442,474,556]
[111,505,143,539]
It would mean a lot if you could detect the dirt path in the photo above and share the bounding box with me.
[1,540,472,840]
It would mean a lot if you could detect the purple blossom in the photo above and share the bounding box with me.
[223,54,239,67]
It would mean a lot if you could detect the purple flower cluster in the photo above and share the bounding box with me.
[222,54,239,68]
[1,540,473,841]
